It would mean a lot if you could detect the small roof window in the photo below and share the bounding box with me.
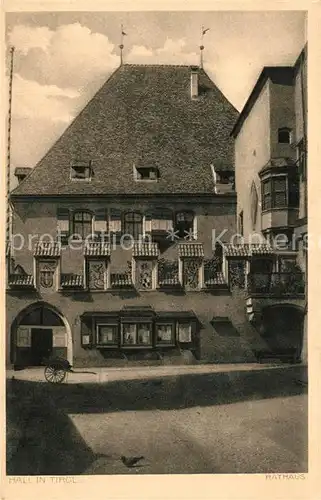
[71,161,92,181]
[134,166,159,182]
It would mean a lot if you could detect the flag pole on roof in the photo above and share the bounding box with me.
[200,26,210,68]
[6,46,15,244]
[119,24,127,66]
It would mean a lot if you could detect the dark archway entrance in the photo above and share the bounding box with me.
[261,305,304,361]
[11,303,71,367]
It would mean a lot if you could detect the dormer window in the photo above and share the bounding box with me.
[134,166,159,182]
[71,161,92,181]
[278,128,292,144]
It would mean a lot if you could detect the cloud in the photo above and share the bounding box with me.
[8,24,53,54]
[127,37,198,65]
[8,23,119,89]
[12,74,80,123]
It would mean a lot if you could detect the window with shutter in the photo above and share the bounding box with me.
[110,209,122,239]
[57,208,70,244]
[94,209,108,239]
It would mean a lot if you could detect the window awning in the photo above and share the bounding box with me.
[34,241,61,257]
[84,242,111,257]
[133,242,159,257]
[178,243,204,258]
[223,243,273,257]
[8,274,34,288]
[60,274,84,288]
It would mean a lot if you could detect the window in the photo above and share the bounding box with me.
[278,128,292,144]
[16,327,31,347]
[151,209,173,232]
[122,323,152,346]
[97,325,118,345]
[177,323,192,343]
[135,167,159,181]
[73,211,93,239]
[262,176,287,210]
[124,212,143,240]
[238,211,244,236]
[156,324,175,345]
[175,211,194,239]
[262,179,272,210]
[70,162,92,181]
[288,174,300,208]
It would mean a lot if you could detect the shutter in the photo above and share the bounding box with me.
[81,319,93,347]
[94,208,108,235]
[57,208,70,243]
[144,213,152,234]
[151,209,173,231]
[109,209,122,238]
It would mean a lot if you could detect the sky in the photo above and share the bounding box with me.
[5,11,306,182]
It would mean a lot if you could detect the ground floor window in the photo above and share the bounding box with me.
[177,323,192,343]
[97,324,118,345]
[81,311,198,350]
[122,322,152,346]
[156,323,175,345]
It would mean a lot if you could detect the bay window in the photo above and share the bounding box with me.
[262,176,287,210]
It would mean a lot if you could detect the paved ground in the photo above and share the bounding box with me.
[6,364,308,475]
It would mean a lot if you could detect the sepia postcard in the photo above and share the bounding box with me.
[1,1,320,499]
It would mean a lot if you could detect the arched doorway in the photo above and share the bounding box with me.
[11,303,72,367]
[261,304,304,361]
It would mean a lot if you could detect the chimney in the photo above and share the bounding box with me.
[190,66,199,98]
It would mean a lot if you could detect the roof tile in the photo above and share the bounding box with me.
[60,274,84,288]
[84,242,111,257]
[111,273,133,287]
[178,243,204,258]
[223,243,273,257]
[34,241,61,257]
[133,243,159,257]
[8,274,34,287]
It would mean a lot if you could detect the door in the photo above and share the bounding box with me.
[31,328,53,365]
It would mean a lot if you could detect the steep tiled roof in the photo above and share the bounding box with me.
[133,242,159,257]
[223,243,273,257]
[60,274,84,288]
[178,243,204,257]
[34,241,61,257]
[11,64,238,197]
[84,242,111,257]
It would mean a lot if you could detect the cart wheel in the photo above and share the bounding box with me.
[44,365,67,384]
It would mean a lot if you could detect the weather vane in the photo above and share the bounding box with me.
[200,26,210,68]
[119,24,127,65]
